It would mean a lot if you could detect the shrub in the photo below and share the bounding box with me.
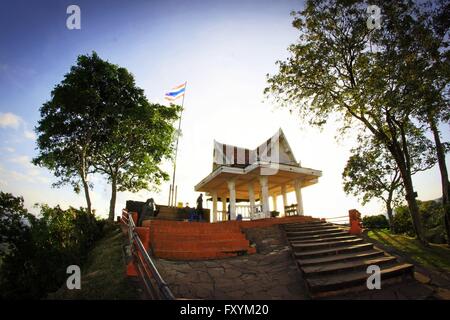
[0,192,105,299]
[392,205,415,236]
[392,200,447,243]
[362,215,389,229]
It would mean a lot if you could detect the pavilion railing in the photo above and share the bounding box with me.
[121,210,175,300]
[213,204,265,221]
[236,204,265,220]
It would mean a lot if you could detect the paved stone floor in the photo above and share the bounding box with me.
[154,225,450,300]
[154,225,309,299]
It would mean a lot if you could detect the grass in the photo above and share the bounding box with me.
[368,229,450,273]
[47,223,140,300]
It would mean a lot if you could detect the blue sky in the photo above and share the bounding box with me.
[0,0,448,219]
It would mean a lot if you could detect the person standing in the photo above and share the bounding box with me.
[196,193,204,221]
[138,198,155,226]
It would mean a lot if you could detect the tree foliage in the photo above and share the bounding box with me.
[0,191,104,299]
[34,52,180,220]
[393,200,447,244]
[265,0,445,243]
[362,215,389,229]
[343,134,435,228]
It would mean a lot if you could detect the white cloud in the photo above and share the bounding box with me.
[5,155,50,184]
[0,112,22,129]
[24,130,36,140]
[2,147,15,153]
[0,112,36,141]
[0,168,50,185]
[9,155,31,166]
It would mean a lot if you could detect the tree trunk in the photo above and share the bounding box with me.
[81,175,92,214]
[389,142,427,244]
[109,177,117,221]
[80,151,92,214]
[428,114,450,244]
[399,162,426,243]
[386,193,395,232]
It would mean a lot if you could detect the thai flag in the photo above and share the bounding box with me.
[165,82,186,101]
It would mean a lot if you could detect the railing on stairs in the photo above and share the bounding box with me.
[322,209,363,234]
[324,215,349,225]
[121,209,175,300]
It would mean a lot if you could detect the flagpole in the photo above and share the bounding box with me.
[170,81,187,207]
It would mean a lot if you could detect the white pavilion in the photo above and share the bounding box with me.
[194,129,322,222]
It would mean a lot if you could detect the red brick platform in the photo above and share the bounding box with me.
[141,216,320,260]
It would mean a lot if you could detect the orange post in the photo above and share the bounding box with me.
[348,209,362,235]
[126,261,139,277]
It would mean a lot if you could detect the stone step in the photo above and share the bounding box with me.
[291,238,364,252]
[306,263,414,294]
[285,221,327,227]
[152,232,247,242]
[287,231,349,241]
[284,223,334,232]
[294,243,374,259]
[154,246,257,260]
[290,235,358,244]
[152,239,251,251]
[297,249,386,267]
[302,256,397,276]
[286,227,346,237]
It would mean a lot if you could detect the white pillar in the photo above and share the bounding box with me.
[227,179,236,220]
[281,185,288,217]
[294,179,304,216]
[260,176,270,218]
[248,182,255,218]
[212,191,218,223]
[271,194,278,212]
[222,197,227,221]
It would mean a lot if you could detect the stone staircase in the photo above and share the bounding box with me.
[283,221,414,298]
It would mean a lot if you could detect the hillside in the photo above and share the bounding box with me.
[47,223,140,300]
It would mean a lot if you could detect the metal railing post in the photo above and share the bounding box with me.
[122,209,175,300]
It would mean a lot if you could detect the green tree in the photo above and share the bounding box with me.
[343,141,403,230]
[343,135,434,230]
[265,0,435,243]
[0,192,33,257]
[407,0,450,244]
[0,191,104,299]
[93,103,180,221]
[33,53,109,214]
[33,52,180,220]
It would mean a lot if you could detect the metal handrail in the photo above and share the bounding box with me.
[325,215,348,220]
[123,209,175,300]
[320,215,349,225]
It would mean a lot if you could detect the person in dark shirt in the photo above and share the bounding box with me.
[185,202,196,222]
[196,193,204,221]
[138,198,155,226]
